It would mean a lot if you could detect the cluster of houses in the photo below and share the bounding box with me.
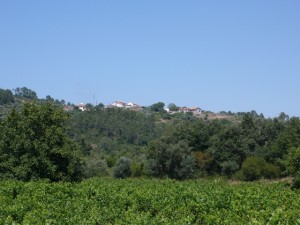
[63,101,202,115]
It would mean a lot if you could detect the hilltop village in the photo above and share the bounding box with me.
[66,100,202,116]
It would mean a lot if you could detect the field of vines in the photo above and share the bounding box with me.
[0,178,300,224]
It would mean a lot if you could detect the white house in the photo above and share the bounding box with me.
[178,106,202,115]
[108,101,143,110]
[189,107,202,114]
[77,103,86,111]
[125,102,141,108]
[110,100,126,108]
[164,107,170,113]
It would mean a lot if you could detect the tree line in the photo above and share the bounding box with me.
[0,87,300,187]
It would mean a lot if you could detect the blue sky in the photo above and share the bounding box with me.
[0,1,299,117]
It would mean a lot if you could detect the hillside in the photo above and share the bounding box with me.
[0,87,299,186]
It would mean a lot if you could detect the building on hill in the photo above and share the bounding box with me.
[107,101,143,110]
[108,100,126,108]
[164,105,202,115]
[178,106,202,115]
[125,102,142,109]
[77,103,86,111]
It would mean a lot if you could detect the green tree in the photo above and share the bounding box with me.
[83,153,109,178]
[238,156,266,181]
[150,102,165,112]
[14,87,38,99]
[46,95,54,102]
[146,140,195,180]
[286,147,300,188]
[85,103,94,111]
[278,112,289,122]
[271,117,300,169]
[168,103,179,111]
[221,160,239,177]
[113,157,132,179]
[0,89,14,105]
[0,103,83,181]
[193,151,214,175]
[95,103,105,111]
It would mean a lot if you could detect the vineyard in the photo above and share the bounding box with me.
[0,178,300,224]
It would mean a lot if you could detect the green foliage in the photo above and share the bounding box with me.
[82,154,109,178]
[68,108,159,146]
[193,151,214,175]
[146,140,195,179]
[0,103,83,181]
[85,103,94,111]
[168,103,179,111]
[0,179,299,224]
[106,156,117,168]
[263,163,280,179]
[150,102,165,112]
[130,161,144,177]
[238,156,266,181]
[0,89,14,105]
[271,118,300,161]
[221,160,239,177]
[113,157,132,179]
[286,147,300,188]
[94,103,105,110]
[1,85,298,182]
[13,87,37,99]
[238,156,280,181]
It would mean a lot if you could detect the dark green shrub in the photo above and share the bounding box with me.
[263,163,280,179]
[83,155,109,178]
[239,156,266,181]
[130,161,144,177]
[106,156,117,168]
[221,160,239,177]
[285,147,300,188]
[113,157,132,179]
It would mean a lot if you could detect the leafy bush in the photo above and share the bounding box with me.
[0,179,300,224]
[146,141,196,180]
[113,157,132,179]
[0,89,14,105]
[238,156,266,181]
[263,163,280,179]
[221,160,240,177]
[130,161,144,177]
[285,147,300,188]
[83,154,109,178]
[237,157,281,181]
[176,155,196,179]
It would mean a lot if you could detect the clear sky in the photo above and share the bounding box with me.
[1,1,299,117]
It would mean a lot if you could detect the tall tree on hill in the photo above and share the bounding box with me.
[150,102,165,112]
[0,89,14,105]
[13,87,38,99]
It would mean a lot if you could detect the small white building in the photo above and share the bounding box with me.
[164,107,170,113]
[125,102,141,108]
[108,101,143,110]
[189,107,202,114]
[178,106,202,115]
[77,103,86,111]
[110,101,126,108]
